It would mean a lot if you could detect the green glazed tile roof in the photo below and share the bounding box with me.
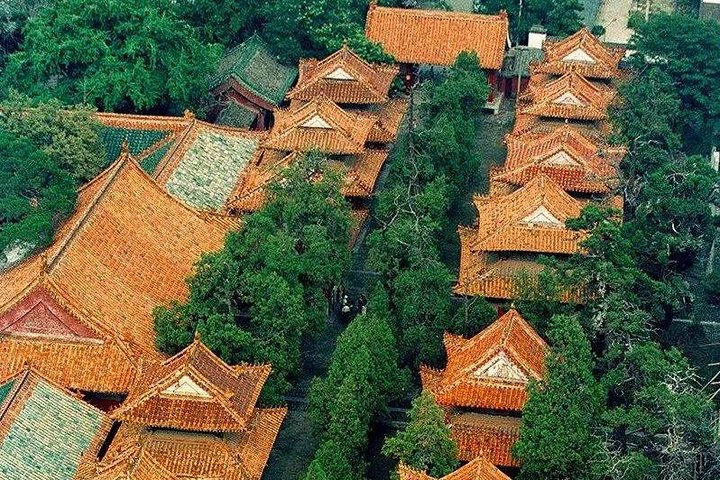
[501,46,545,78]
[140,142,173,175]
[0,380,13,406]
[0,380,104,479]
[165,131,260,210]
[102,126,174,169]
[210,34,298,106]
[216,102,257,128]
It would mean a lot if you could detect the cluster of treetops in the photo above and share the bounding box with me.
[2,1,720,478]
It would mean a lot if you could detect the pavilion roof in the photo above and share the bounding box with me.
[511,114,610,140]
[0,368,112,479]
[454,233,544,300]
[352,97,409,144]
[208,33,298,107]
[287,45,399,104]
[365,3,509,69]
[472,174,586,255]
[449,412,521,466]
[518,72,616,121]
[491,124,622,194]
[0,279,137,394]
[98,112,265,211]
[227,147,389,214]
[263,96,375,154]
[398,456,510,480]
[534,28,625,79]
[89,410,286,480]
[421,308,547,411]
[0,152,231,377]
[113,336,271,432]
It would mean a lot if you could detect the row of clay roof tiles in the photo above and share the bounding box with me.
[414,29,627,477]
[455,28,625,301]
[0,40,416,480]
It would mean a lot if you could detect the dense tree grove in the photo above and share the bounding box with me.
[0,91,105,182]
[154,154,353,401]
[306,291,408,479]
[383,392,459,477]
[0,0,394,115]
[0,92,104,262]
[2,0,219,113]
[368,52,495,368]
[474,0,583,42]
[0,130,76,260]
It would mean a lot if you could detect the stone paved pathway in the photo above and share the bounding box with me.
[597,0,634,44]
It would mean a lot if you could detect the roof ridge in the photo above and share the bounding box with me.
[46,153,128,270]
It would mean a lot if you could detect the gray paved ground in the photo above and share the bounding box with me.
[597,0,634,44]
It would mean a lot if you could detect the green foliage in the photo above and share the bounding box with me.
[382,392,458,477]
[0,129,76,259]
[0,0,47,65]
[630,14,720,152]
[154,153,353,401]
[367,52,491,368]
[515,315,605,480]
[474,0,582,42]
[171,0,260,45]
[304,440,358,480]
[3,0,220,113]
[261,0,393,64]
[307,288,407,478]
[448,296,496,338]
[0,91,105,182]
[610,62,717,314]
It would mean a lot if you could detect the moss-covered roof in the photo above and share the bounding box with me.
[210,34,298,106]
[501,46,545,78]
[0,375,105,479]
[216,102,258,129]
[165,130,261,210]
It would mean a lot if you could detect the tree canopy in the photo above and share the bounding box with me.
[630,14,720,152]
[154,153,353,401]
[383,392,458,478]
[474,0,583,42]
[0,91,105,182]
[0,129,76,260]
[3,0,219,113]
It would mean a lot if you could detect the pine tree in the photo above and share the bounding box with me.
[515,314,605,480]
[382,392,458,477]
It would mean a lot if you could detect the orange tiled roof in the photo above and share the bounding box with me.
[112,336,271,432]
[0,152,232,393]
[365,3,509,69]
[454,240,543,300]
[0,281,137,394]
[511,114,609,139]
[263,96,375,154]
[472,174,585,254]
[353,98,409,144]
[518,72,616,121]
[88,409,287,480]
[227,148,389,213]
[449,412,521,466]
[287,45,399,104]
[490,125,622,194]
[421,308,547,411]
[398,456,510,480]
[533,28,625,79]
